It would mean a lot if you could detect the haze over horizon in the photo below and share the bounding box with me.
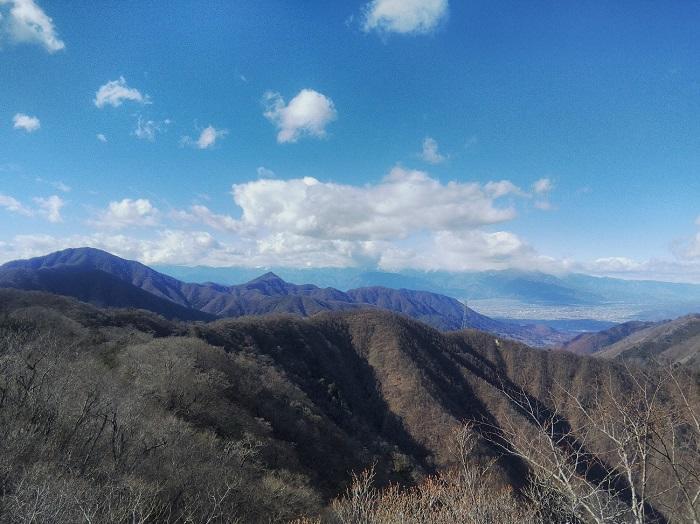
[3,1,700,283]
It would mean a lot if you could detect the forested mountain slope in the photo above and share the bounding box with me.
[0,289,697,522]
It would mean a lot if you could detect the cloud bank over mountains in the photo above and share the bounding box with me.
[0,166,622,274]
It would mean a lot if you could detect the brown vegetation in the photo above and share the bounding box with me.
[0,289,698,522]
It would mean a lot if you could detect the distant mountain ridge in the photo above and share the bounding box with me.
[559,320,657,355]
[557,315,700,370]
[596,314,700,369]
[156,263,700,322]
[0,248,570,347]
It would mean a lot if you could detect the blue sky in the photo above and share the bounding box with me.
[2,0,700,281]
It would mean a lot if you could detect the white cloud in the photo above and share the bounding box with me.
[0,193,32,216]
[0,230,223,266]
[171,205,239,233]
[532,177,554,210]
[0,0,65,52]
[264,89,337,143]
[133,117,170,141]
[134,118,158,141]
[96,133,107,143]
[591,257,642,273]
[675,230,700,261]
[362,0,448,35]
[533,178,553,194]
[196,125,226,149]
[420,136,445,164]
[232,166,520,240]
[89,198,159,229]
[180,125,227,149]
[12,112,40,132]
[35,178,70,193]
[94,77,148,108]
[33,194,63,223]
[484,180,524,198]
[376,229,563,273]
[256,166,276,178]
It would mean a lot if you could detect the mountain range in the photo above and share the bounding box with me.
[0,247,569,347]
[156,264,700,323]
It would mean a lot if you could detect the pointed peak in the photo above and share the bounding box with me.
[249,271,286,284]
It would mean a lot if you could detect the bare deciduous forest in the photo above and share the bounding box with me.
[0,289,697,523]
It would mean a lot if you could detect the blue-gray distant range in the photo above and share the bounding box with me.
[157,264,700,329]
[0,248,569,347]
[4,247,700,349]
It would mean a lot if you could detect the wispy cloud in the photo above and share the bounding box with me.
[180,125,227,149]
[420,136,445,164]
[33,195,64,222]
[0,193,32,216]
[532,177,554,210]
[133,117,170,141]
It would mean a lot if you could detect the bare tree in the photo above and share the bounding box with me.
[487,363,700,524]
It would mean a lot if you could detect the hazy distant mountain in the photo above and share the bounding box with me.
[154,266,700,320]
[559,320,657,355]
[0,248,571,346]
[0,249,363,318]
[596,314,700,368]
[157,265,602,304]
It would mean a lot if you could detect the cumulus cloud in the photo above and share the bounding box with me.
[96,133,107,143]
[0,0,65,52]
[376,229,563,273]
[362,0,448,35]
[94,77,148,108]
[0,230,223,266]
[420,137,445,164]
[0,193,63,222]
[12,112,40,132]
[232,167,520,240]
[264,89,337,143]
[89,198,159,229]
[0,169,590,273]
[33,194,63,222]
